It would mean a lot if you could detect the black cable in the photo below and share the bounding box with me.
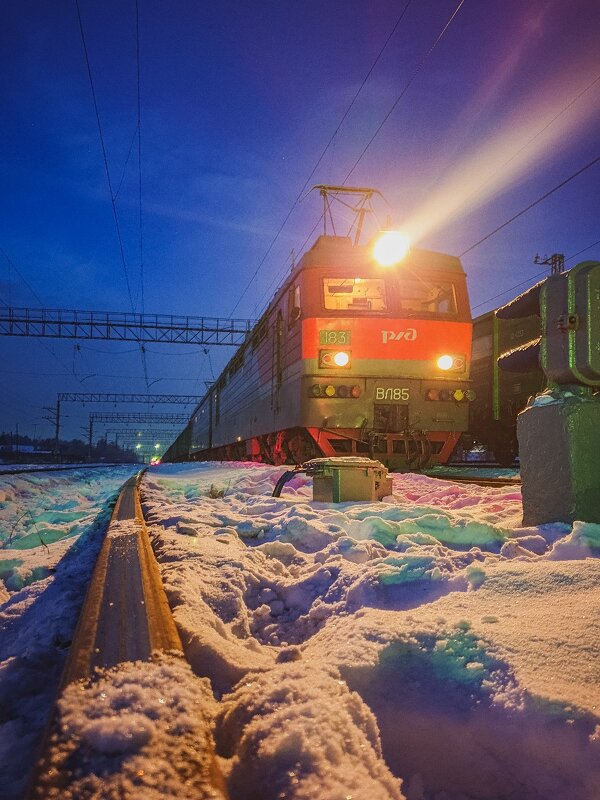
[228,1,413,316]
[75,0,149,390]
[74,0,135,310]
[136,0,144,315]
[439,72,600,237]
[471,238,600,313]
[459,155,600,257]
[258,0,465,311]
[566,239,600,263]
[343,0,466,182]
[0,246,92,384]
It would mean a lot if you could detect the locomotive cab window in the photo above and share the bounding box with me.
[323,278,387,312]
[396,279,458,316]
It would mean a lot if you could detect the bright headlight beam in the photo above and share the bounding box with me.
[437,355,454,370]
[333,351,350,367]
[373,231,410,267]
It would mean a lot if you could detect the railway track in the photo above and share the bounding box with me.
[28,471,228,799]
[425,468,521,487]
[0,463,124,476]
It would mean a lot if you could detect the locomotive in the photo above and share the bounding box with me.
[164,187,476,470]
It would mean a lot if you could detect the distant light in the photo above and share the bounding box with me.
[136,443,142,449]
[437,355,454,371]
[373,231,410,267]
[155,443,160,449]
[333,351,350,367]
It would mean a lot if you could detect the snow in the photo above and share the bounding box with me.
[141,462,600,799]
[1,461,599,799]
[35,654,222,800]
[0,466,137,799]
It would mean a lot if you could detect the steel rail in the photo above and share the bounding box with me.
[27,472,228,798]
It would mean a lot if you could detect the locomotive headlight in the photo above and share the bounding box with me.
[437,354,454,371]
[319,349,351,368]
[333,351,350,367]
[373,230,410,267]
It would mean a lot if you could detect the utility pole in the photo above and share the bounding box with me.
[534,252,565,276]
[54,396,61,459]
[42,405,60,462]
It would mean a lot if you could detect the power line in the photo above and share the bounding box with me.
[436,72,600,239]
[0,246,91,384]
[136,0,145,315]
[471,238,600,313]
[74,0,135,311]
[257,0,466,313]
[565,239,600,263]
[459,155,600,257]
[75,0,151,389]
[344,0,466,183]
[228,1,413,316]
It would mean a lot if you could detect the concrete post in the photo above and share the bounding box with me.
[518,389,600,525]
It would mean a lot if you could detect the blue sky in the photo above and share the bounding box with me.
[1,0,599,442]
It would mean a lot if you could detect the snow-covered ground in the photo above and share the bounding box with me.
[140,462,600,800]
[0,461,598,799]
[0,466,138,799]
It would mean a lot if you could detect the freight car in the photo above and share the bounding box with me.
[164,190,476,471]
[469,308,544,465]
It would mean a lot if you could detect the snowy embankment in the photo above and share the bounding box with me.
[0,466,138,799]
[138,462,600,800]
[0,462,598,799]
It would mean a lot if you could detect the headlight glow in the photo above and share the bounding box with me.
[333,351,350,367]
[437,354,454,371]
[373,230,410,267]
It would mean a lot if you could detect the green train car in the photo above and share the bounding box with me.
[469,310,545,465]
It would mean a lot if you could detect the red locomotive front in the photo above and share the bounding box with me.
[179,231,473,470]
[286,235,473,469]
[166,187,475,470]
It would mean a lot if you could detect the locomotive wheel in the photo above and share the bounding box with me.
[287,430,318,465]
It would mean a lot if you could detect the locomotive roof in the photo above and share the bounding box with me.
[295,235,465,274]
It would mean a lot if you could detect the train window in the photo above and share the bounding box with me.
[323,278,387,312]
[288,285,301,325]
[396,279,457,316]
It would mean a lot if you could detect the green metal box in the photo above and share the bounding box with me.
[305,456,393,502]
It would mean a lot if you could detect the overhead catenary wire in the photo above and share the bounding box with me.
[459,155,600,257]
[256,0,466,314]
[343,0,466,183]
[74,0,150,389]
[471,238,600,313]
[228,1,414,317]
[0,246,92,386]
[136,0,145,316]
